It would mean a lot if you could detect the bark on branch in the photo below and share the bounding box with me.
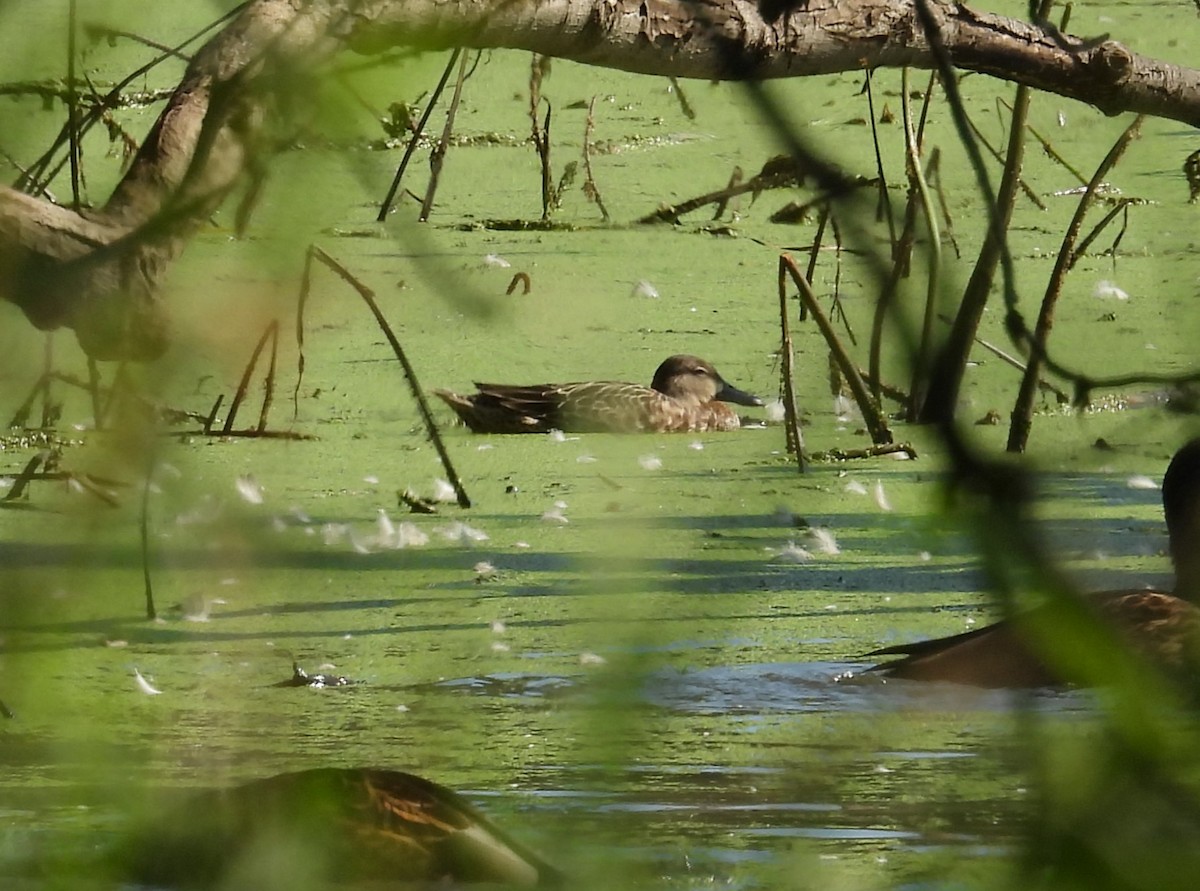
[2,0,1197,360]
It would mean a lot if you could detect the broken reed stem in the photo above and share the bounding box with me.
[901,67,943,423]
[310,246,471,508]
[966,107,1045,210]
[39,335,54,429]
[712,165,743,221]
[668,76,695,120]
[87,357,102,429]
[1007,115,1145,452]
[934,313,1070,403]
[864,71,934,404]
[925,150,961,259]
[1070,199,1135,269]
[529,55,553,220]
[101,362,126,425]
[293,247,314,421]
[915,76,1034,425]
[582,95,610,222]
[256,321,280,433]
[222,320,277,435]
[863,69,896,246]
[420,48,470,222]
[783,254,894,445]
[376,47,461,221]
[776,257,806,469]
[2,453,44,502]
[66,0,82,212]
[203,394,224,434]
[141,458,156,620]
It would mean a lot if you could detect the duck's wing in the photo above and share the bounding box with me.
[863,620,1056,687]
[117,768,562,886]
[433,383,569,433]
[864,590,1200,688]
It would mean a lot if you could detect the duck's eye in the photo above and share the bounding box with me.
[690,367,708,376]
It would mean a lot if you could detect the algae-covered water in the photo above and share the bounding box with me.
[2,1,1200,888]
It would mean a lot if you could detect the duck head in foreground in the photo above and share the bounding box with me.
[115,768,562,887]
[434,354,763,434]
[862,439,1200,688]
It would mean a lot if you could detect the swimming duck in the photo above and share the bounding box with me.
[116,768,562,886]
[863,439,1200,687]
[434,354,763,434]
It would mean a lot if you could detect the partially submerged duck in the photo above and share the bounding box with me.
[116,768,562,886]
[863,439,1200,687]
[434,354,763,434]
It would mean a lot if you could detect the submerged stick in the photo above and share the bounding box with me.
[310,246,470,508]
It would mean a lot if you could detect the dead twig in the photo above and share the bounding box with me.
[221,320,279,435]
[582,95,610,222]
[1007,116,1144,452]
[376,48,461,221]
[782,254,893,445]
[419,49,470,222]
[776,254,806,469]
[309,246,471,508]
[2,453,45,502]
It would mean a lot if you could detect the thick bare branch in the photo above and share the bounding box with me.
[1,0,1197,360]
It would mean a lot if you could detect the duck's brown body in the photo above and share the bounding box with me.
[865,589,1200,688]
[117,768,562,887]
[865,439,1200,687]
[434,355,762,434]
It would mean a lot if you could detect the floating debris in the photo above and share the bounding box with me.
[273,662,354,688]
[1093,280,1129,301]
[235,475,264,505]
[807,527,840,555]
[133,668,162,696]
[483,253,511,268]
[1126,474,1158,490]
[872,481,893,512]
[630,280,659,299]
[771,541,813,563]
[394,522,429,548]
[579,651,607,666]
[437,521,489,545]
[638,454,663,471]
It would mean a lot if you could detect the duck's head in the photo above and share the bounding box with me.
[1163,438,1200,596]
[650,355,763,408]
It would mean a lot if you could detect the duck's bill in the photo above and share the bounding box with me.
[718,384,764,407]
